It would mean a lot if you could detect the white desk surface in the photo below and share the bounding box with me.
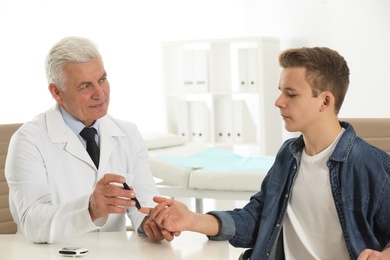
[0,231,229,259]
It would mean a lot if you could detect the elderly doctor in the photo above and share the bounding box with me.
[5,36,173,243]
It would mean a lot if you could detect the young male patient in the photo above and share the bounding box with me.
[140,47,390,260]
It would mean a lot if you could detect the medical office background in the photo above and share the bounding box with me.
[1,0,390,151]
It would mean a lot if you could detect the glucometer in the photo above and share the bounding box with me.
[123,182,141,209]
[58,247,88,256]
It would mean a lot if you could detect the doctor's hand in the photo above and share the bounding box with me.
[88,174,137,221]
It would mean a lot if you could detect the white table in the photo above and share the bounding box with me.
[0,231,229,259]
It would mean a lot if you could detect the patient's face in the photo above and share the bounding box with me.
[275,67,324,133]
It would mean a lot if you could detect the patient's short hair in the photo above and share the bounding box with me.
[279,47,350,114]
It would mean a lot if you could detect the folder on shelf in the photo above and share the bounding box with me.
[237,48,258,92]
[233,100,257,143]
[238,49,249,92]
[246,48,258,92]
[214,98,234,144]
[189,101,210,143]
[177,100,190,140]
[181,50,195,93]
[193,50,209,93]
[181,50,209,93]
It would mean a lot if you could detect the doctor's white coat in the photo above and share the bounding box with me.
[5,104,158,243]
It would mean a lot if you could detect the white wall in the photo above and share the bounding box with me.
[0,0,250,132]
[275,0,390,119]
[1,0,389,134]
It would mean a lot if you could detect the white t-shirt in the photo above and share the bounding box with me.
[283,128,350,259]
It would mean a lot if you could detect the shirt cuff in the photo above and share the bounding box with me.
[206,211,236,241]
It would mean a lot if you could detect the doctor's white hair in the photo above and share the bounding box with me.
[45,36,102,91]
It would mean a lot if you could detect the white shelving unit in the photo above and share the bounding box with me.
[161,37,283,156]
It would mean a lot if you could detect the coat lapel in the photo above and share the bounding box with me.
[98,116,126,170]
[45,104,126,171]
[46,105,96,168]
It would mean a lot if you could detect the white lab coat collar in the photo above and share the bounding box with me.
[45,104,126,171]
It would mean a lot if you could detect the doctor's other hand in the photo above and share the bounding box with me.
[88,174,137,221]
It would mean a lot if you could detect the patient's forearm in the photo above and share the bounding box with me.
[190,213,221,237]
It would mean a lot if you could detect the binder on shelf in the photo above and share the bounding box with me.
[237,48,258,92]
[189,101,210,143]
[238,49,249,92]
[246,48,258,92]
[233,100,257,144]
[181,50,209,93]
[214,98,234,143]
[193,50,209,93]
[177,101,190,141]
[181,50,195,93]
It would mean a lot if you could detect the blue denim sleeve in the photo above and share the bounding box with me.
[206,211,236,241]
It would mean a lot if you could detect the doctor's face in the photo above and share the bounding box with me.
[50,57,110,127]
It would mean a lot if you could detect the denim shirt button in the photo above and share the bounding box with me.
[285,194,289,199]
[266,252,270,256]
[276,223,281,227]
[293,164,297,169]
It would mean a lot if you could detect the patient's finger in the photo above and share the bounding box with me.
[173,231,181,237]
[140,202,167,219]
[147,202,169,225]
[153,196,174,206]
[139,207,152,215]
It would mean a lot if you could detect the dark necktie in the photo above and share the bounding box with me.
[80,127,100,168]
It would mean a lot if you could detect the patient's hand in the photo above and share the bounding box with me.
[139,196,193,233]
[358,247,390,260]
[141,215,180,241]
[139,196,220,237]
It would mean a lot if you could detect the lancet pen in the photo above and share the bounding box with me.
[123,182,141,209]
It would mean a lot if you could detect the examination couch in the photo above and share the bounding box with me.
[145,118,390,212]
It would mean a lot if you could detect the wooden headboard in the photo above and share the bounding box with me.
[341,118,390,154]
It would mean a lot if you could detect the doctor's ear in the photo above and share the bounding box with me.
[48,84,63,102]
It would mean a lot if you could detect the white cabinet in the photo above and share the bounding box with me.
[161,37,283,155]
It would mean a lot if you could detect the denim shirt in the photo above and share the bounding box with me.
[208,121,390,260]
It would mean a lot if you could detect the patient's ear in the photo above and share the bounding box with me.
[319,91,334,112]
